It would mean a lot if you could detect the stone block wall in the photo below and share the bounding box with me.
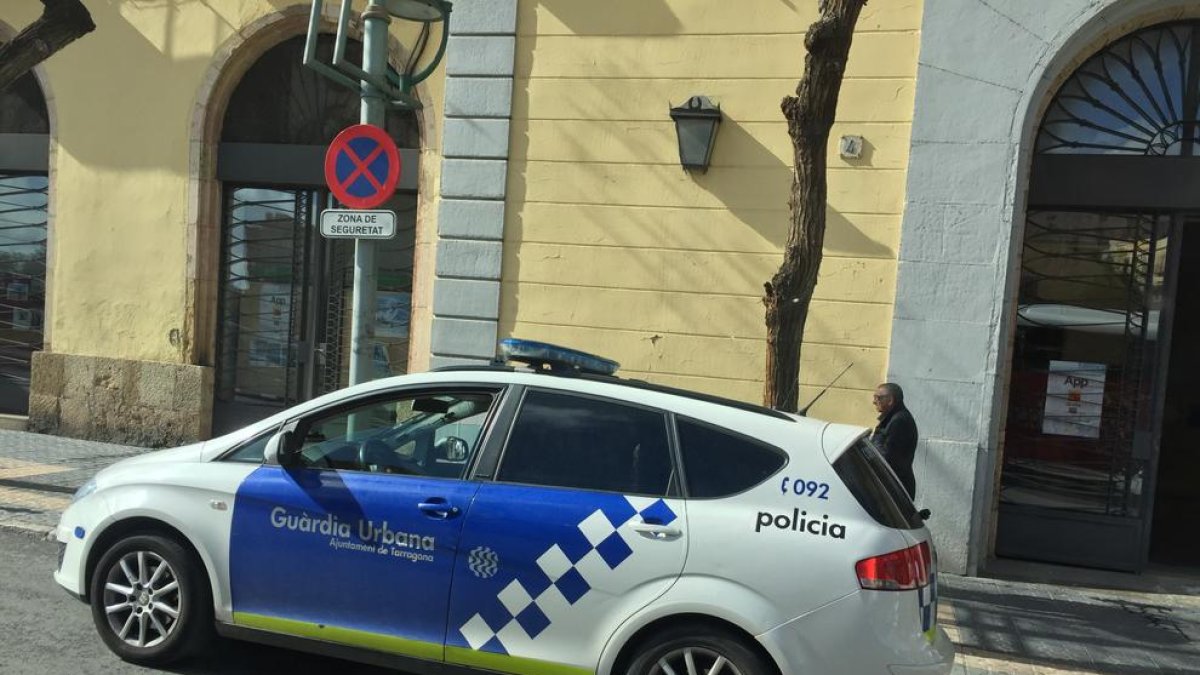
[29,352,212,447]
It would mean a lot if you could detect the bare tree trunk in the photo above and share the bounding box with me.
[763,0,866,411]
[0,0,95,93]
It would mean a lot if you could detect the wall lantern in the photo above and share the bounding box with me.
[669,96,722,173]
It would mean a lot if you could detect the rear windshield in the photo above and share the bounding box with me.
[833,437,923,530]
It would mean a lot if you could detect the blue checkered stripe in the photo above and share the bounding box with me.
[919,570,938,632]
[457,496,678,654]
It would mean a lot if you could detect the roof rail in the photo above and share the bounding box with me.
[572,373,796,422]
[431,363,794,422]
[431,364,514,374]
[432,339,794,422]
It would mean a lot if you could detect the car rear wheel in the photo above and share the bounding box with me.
[625,624,774,675]
[89,534,212,666]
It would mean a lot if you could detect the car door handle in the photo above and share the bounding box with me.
[632,523,682,540]
[418,499,460,519]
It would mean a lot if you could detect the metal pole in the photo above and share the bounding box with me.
[349,2,390,387]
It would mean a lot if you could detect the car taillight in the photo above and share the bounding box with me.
[856,541,931,591]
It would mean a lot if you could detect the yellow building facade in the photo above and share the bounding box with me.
[500,1,919,422]
[0,0,921,443]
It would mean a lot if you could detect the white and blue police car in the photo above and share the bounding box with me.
[55,339,954,674]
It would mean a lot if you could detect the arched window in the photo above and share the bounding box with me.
[213,35,419,433]
[0,70,49,415]
[1037,22,1200,156]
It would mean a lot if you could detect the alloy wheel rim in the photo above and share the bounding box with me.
[649,646,744,675]
[101,550,182,648]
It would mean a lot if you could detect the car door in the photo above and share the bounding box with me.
[445,388,688,673]
[227,386,503,660]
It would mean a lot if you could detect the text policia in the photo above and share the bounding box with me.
[756,508,847,539]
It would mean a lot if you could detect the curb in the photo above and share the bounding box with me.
[0,520,55,540]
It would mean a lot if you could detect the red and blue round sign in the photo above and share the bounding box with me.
[324,124,402,209]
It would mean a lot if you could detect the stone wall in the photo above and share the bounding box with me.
[28,352,212,447]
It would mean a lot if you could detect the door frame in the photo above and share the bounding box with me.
[996,153,1198,572]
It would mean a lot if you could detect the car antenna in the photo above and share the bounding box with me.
[797,362,854,417]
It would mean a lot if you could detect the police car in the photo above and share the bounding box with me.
[55,339,954,674]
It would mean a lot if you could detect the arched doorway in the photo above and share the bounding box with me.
[0,70,49,415]
[997,20,1200,572]
[212,34,419,434]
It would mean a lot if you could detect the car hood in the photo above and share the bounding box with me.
[98,442,205,476]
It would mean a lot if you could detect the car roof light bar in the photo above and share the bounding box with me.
[498,338,620,376]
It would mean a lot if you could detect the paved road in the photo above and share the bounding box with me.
[0,529,395,675]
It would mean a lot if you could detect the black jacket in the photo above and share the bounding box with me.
[870,404,918,499]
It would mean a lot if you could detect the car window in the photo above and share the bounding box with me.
[222,428,276,464]
[497,390,673,496]
[295,391,496,478]
[833,437,923,530]
[677,419,787,498]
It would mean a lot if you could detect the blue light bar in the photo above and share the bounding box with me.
[498,338,620,376]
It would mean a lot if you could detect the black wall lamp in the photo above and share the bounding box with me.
[669,96,722,173]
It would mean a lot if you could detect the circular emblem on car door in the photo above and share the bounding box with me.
[468,546,499,579]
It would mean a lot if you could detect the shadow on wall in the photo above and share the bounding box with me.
[498,0,892,410]
[697,117,892,258]
[500,122,891,396]
[52,0,249,169]
[536,0,680,35]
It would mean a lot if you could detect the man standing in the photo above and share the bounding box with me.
[870,383,918,500]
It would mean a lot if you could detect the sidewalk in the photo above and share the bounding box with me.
[939,574,1200,674]
[0,429,1196,674]
[0,429,143,534]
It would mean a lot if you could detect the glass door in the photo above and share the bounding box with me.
[214,187,315,433]
[213,188,417,435]
[997,211,1175,571]
[0,173,47,415]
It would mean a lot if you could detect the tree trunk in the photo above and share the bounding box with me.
[763,0,866,411]
[0,0,95,93]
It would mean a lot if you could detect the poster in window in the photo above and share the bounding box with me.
[247,338,287,367]
[375,292,411,339]
[258,283,290,331]
[1043,360,1105,439]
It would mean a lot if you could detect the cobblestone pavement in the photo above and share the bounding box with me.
[0,430,1196,674]
[0,429,142,533]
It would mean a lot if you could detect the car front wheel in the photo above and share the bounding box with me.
[625,624,774,675]
[89,533,212,665]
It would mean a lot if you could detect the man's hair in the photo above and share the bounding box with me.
[878,382,904,404]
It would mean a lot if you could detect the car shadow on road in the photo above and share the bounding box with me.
[162,638,395,675]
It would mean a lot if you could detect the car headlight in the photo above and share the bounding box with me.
[71,478,97,504]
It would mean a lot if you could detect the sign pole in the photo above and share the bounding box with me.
[306,0,451,396]
[349,2,390,387]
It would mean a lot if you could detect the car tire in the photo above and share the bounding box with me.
[624,623,775,675]
[89,533,213,666]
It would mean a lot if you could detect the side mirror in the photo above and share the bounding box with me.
[437,436,470,462]
[264,430,297,467]
[918,508,932,521]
